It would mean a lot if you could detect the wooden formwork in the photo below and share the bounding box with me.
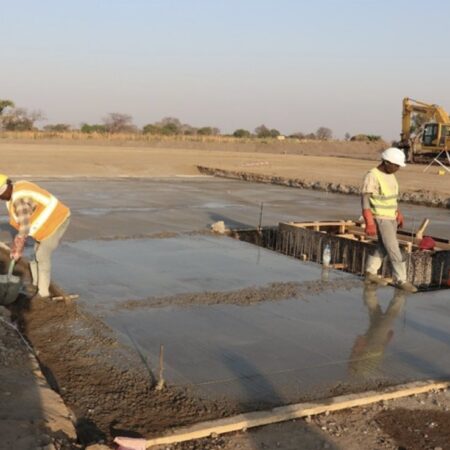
[233,220,450,288]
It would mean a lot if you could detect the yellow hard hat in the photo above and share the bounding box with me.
[0,174,8,188]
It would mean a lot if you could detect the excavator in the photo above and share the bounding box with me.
[399,97,450,163]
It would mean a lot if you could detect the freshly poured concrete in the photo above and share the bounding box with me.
[2,177,448,406]
[53,235,348,306]
[53,233,450,406]
[1,177,447,241]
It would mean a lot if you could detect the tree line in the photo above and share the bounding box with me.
[0,98,384,141]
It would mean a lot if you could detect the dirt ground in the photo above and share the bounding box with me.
[0,305,76,450]
[1,141,448,206]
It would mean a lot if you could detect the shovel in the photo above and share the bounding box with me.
[0,260,22,305]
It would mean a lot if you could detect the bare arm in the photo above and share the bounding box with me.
[361,193,371,211]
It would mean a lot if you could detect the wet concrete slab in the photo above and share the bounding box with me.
[2,177,448,408]
[1,178,447,241]
[52,235,348,306]
[52,234,450,407]
[105,285,450,406]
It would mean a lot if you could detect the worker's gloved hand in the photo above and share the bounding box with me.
[363,209,377,237]
[10,235,26,261]
[396,210,404,228]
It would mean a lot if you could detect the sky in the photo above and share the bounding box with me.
[1,0,450,139]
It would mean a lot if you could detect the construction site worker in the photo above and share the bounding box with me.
[0,175,70,300]
[362,147,418,293]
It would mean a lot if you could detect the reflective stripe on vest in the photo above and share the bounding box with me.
[7,181,70,241]
[369,168,398,218]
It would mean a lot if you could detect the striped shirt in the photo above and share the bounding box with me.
[12,197,36,237]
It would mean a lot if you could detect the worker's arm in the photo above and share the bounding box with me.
[361,193,371,210]
[10,198,33,261]
[361,173,377,237]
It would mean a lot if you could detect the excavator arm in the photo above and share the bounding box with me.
[401,97,450,142]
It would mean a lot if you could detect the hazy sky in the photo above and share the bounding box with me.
[1,0,449,139]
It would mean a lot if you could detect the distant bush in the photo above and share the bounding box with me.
[80,123,107,133]
[197,126,220,136]
[43,123,71,132]
[288,132,305,139]
[233,128,251,138]
[350,134,381,142]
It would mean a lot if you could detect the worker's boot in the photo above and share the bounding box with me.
[396,281,418,293]
[364,271,388,286]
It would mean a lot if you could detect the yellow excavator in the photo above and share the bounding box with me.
[399,97,450,163]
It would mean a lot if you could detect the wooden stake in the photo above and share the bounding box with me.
[145,380,450,447]
[155,344,165,391]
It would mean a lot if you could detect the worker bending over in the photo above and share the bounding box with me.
[0,175,70,300]
[362,148,417,293]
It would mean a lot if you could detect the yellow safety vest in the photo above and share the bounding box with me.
[369,168,398,219]
[7,181,70,241]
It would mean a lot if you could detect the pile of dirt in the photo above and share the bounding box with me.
[198,166,450,209]
[11,296,236,446]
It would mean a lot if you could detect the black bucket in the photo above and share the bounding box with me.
[0,260,22,305]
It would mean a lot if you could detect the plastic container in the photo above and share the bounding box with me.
[322,244,331,267]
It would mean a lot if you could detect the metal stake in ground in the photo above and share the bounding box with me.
[258,202,264,233]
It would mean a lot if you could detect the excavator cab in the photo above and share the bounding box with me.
[421,123,449,148]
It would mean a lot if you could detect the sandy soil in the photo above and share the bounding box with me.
[1,141,448,200]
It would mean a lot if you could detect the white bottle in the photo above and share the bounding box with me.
[323,244,331,267]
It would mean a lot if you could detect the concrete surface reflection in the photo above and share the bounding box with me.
[349,285,406,378]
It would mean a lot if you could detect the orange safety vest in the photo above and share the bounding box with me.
[7,181,70,241]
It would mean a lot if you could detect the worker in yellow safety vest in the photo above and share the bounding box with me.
[361,148,418,293]
[0,175,71,300]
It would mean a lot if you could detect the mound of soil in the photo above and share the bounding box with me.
[10,295,236,446]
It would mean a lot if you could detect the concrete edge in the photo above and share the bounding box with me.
[197,166,450,210]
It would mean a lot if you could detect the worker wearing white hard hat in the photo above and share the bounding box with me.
[360,148,418,293]
[0,175,71,301]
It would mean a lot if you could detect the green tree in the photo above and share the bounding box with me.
[80,123,107,133]
[142,124,161,135]
[269,128,280,138]
[44,123,71,132]
[157,117,182,135]
[0,100,14,115]
[233,128,251,138]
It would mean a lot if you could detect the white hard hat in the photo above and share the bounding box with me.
[381,147,406,167]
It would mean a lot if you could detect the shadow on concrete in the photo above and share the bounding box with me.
[219,350,338,449]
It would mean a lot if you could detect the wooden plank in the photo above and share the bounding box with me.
[285,221,356,229]
[415,218,430,241]
[145,380,450,447]
[347,226,450,251]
